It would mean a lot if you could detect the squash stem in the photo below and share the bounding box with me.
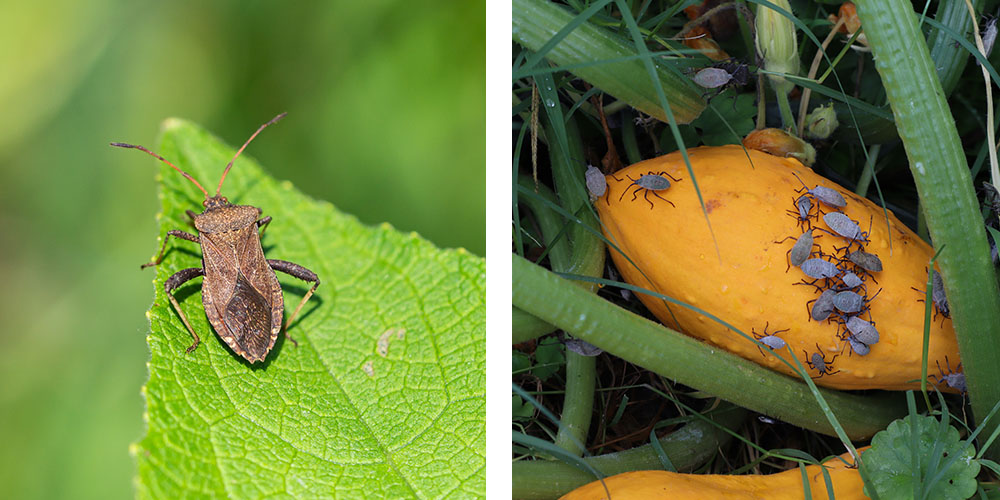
[553,352,597,456]
[513,254,906,439]
[776,88,796,131]
[855,143,881,196]
[513,307,555,344]
[513,403,748,500]
[535,92,607,455]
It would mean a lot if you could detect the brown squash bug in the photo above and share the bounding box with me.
[112,113,320,363]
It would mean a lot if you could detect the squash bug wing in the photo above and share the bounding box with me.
[200,218,284,362]
[224,273,276,359]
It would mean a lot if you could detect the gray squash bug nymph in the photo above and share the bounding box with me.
[931,356,966,393]
[799,258,840,280]
[931,270,950,318]
[692,61,751,100]
[692,67,734,89]
[822,212,862,240]
[791,172,846,209]
[840,272,864,290]
[846,336,870,356]
[113,113,321,363]
[585,164,607,200]
[807,289,837,321]
[751,322,788,356]
[844,316,879,346]
[775,229,822,272]
[613,171,682,209]
[832,290,865,314]
[846,249,882,273]
[911,269,950,321]
[785,195,816,230]
[804,344,840,378]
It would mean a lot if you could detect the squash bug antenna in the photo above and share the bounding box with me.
[110,142,210,198]
[217,112,287,196]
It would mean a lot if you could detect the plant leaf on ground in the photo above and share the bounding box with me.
[132,118,485,498]
[863,414,979,500]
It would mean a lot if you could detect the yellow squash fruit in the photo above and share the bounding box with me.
[596,145,960,390]
[560,450,868,500]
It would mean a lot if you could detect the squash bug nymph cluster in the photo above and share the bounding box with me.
[777,172,885,361]
[112,113,321,364]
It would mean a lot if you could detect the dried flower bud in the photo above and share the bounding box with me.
[742,128,816,166]
[683,26,730,61]
[827,2,868,50]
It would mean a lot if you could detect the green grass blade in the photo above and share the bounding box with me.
[512,0,705,124]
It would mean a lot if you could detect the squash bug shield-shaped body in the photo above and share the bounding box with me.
[612,171,682,209]
[751,322,788,356]
[804,344,840,378]
[112,113,321,363]
[791,171,847,209]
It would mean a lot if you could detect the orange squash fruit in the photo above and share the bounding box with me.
[596,145,960,390]
[560,449,869,500]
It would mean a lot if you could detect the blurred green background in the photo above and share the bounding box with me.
[0,1,484,498]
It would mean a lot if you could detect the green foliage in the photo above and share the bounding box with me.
[513,395,535,420]
[532,337,565,381]
[135,119,485,498]
[863,414,979,499]
[691,94,757,146]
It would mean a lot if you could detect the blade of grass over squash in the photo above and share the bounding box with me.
[854,0,1000,461]
[512,0,705,124]
[513,255,907,439]
[610,0,720,261]
[919,247,946,411]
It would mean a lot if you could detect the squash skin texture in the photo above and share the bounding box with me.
[597,145,960,390]
[558,450,868,500]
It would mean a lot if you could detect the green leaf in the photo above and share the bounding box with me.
[863,414,979,499]
[532,336,565,381]
[132,118,485,498]
[690,93,757,147]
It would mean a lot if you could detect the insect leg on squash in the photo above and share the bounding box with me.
[784,195,818,231]
[775,229,824,272]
